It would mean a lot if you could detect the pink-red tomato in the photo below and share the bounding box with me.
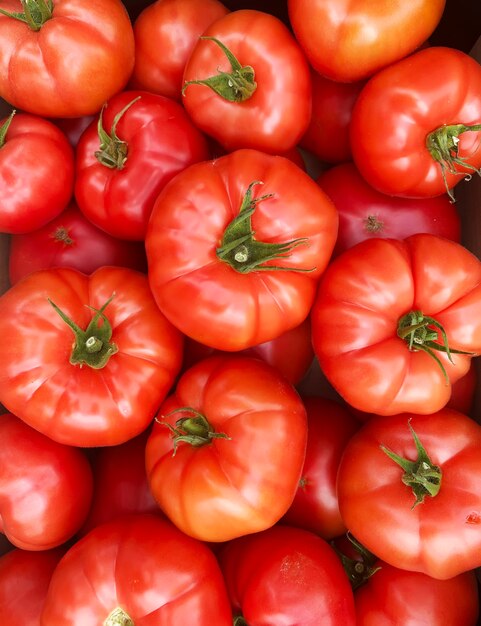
[0,111,74,234]
[0,413,92,550]
[130,0,229,99]
[145,355,307,542]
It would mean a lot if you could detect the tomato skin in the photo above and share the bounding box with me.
[0,266,183,447]
[0,413,93,550]
[282,396,360,539]
[317,162,462,257]
[40,513,233,626]
[0,112,74,234]
[337,409,481,579]
[287,0,446,82]
[350,47,481,198]
[311,234,481,415]
[146,148,338,351]
[218,524,356,626]
[354,559,479,626]
[182,9,312,153]
[75,89,210,241]
[146,355,307,542]
[0,547,65,626]
[0,0,135,118]
[8,204,147,285]
[130,0,229,100]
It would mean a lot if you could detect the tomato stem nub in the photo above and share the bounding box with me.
[104,607,134,626]
[331,532,381,590]
[49,293,118,369]
[182,37,257,102]
[158,407,230,456]
[0,0,53,30]
[216,181,313,273]
[426,122,481,202]
[381,419,442,508]
[94,96,141,170]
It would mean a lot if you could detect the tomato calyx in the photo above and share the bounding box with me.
[0,109,15,148]
[381,420,442,508]
[364,214,384,234]
[104,607,134,626]
[95,96,141,170]
[426,122,481,202]
[182,37,257,103]
[216,181,313,273]
[49,294,119,369]
[159,407,230,456]
[233,616,248,626]
[0,0,53,31]
[332,533,381,590]
[51,226,74,246]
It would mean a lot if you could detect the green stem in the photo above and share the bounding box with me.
[233,616,249,626]
[426,122,481,202]
[0,110,15,149]
[158,407,230,456]
[216,181,314,273]
[104,607,134,626]
[381,419,442,508]
[94,96,141,170]
[182,37,257,102]
[49,294,118,369]
[332,533,381,590]
[0,0,53,30]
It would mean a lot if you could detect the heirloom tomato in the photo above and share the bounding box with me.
[75,90,210,240]
[0,111,74,234]
[312,234,481,415]
[0,266,183,447]
[218,525,356,626]
[288,0,446,82]
[145,355,307,542]
[182,9,312,153]
[0,0,134,118]
[350,47,481,200]
[337,409,481,579]
[146,148,338,351]
[0,413,92,550]
[40,514,232,626]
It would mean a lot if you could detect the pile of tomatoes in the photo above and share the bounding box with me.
[0,0,480,624]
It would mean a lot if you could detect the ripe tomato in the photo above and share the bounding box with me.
[130,0,229,99]
[311,234,481,415]
[287,0,446,82]
[317,162,462,257]
[8,203,147,285]
[0,266,183,447]
[218,524,356,625]
[0,0,135,117]
[0,413,93,550]
[182,9,312,153]
[0,111,74,234]
[350,47,481,200]
[40,514,233,625]
[146,148,338,351]
[337,409,481,579]
[75,90,210,240]
[145,355,307,542]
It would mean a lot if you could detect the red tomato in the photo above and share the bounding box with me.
[53,114,96,147]
[8,203,147,285]
[40,514,233,625]
[182,9,312,153]
[0,266,183,447]
[0,111,74,234]
[75,90,210,240]
[183,316,314,385]
[287,0,446,82]
[130,0,230,99]
[311,234,481,415]
[0,413,92,550]
[0,547,65,626]
[146,148,338,351]
[145,355,307,542]
[282,396,360,539]
[317,162,462,257]
[79,429,160,535]
[337,409,481,579]
[300,73,365,164]
[350,47,481,200]
[0,0,135,118]
[218,524,356,626]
